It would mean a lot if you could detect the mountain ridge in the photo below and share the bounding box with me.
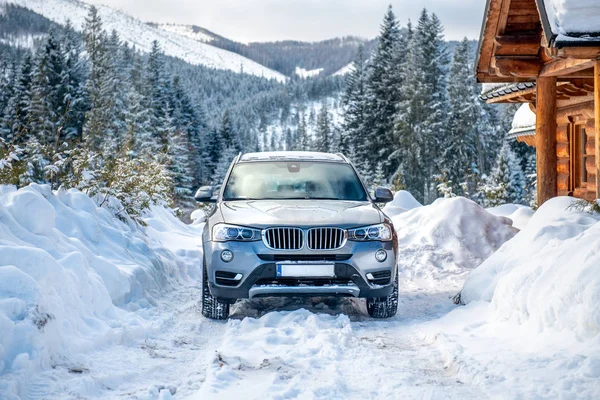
[2,0,287,81]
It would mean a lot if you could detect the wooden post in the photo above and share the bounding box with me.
[595,60,600,199]
[536,76,558,205]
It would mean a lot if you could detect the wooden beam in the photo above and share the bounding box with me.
[556,47,600,60]
[539,59,595,77]
[494,34,540,56]
[595,60,600,197]
[536,76,558,205]
[494,57,542,77]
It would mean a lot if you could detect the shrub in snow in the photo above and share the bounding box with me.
[390,196,518,286]
[460,196,600,337]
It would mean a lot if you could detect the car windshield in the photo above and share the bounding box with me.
[222,161,368,201]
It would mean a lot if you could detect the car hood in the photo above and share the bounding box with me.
[219,200,383,229]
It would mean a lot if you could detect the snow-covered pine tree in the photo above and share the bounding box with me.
[297,112,310,151]
[165,105,194,199]
[340,44,367,160]
[394,9,449,203]
[170,75,205,188]
[442,38,479,197]
[205,127,223,178]
[145,40,171,151]
[284,128,293,151]
[28,30,65,149]
[211,146,237,186]
[59,19,89,143]
[315,102,331,153]
[220,110,236,150]
[479,141,526,207]
[1,55,32,143]
[364,6,403,176]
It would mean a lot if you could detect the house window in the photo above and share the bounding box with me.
[570,125,588,191]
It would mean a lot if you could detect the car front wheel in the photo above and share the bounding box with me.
[202,260,230,320]
[366,272,398,318]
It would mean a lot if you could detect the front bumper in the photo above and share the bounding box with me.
[204,239,397,301]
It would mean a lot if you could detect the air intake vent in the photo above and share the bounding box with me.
[307,228,346,250]
[263,227,303,250]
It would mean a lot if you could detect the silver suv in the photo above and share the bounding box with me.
[195,151,398,319]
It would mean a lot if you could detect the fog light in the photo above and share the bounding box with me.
[375,249,387,262]
[221,250,234,262]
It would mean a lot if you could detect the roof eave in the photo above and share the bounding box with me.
[474,0,494,81]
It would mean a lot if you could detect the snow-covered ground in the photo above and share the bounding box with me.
[1,185,598,399]
[4,0,286,81]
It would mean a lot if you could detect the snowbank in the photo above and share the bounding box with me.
[382,190,422,217]
[425,197,600,398]
[461,197,600,336]
[391,197,518,287]
[0,184,201,395]
[486,203,534,230]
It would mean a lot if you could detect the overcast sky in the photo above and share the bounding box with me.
[84,0,485,43]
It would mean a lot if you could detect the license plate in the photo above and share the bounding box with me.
[276,263,335,278]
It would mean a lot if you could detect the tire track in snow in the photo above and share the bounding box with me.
[191,293,485,400]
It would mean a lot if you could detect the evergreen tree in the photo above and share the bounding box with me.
[441,38,479,196]
[315,102,331,152]
[284,128,293,151]
[297,113,310,151]
[340,44,367,159]
[394,9,449,203]
[28,30,65,148]
[82,6,114,152]
[220,110,236,149]
[1,55,33,142]
[479,142,526,207]
[364,6,404,176]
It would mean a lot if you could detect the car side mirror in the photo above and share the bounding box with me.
[194,186,216,203]
[374,187,394,203]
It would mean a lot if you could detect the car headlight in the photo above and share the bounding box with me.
[348,223,393,242]
[212,224,261,242]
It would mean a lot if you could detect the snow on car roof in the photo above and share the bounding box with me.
[239,151,346,162]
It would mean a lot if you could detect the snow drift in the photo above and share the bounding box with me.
[382,190,422,216]
[390,197,518,287]
[0,184,200,391]
[461,196,600,337]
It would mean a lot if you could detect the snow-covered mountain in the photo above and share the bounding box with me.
[154,23,216,44]
[2,0,286,81]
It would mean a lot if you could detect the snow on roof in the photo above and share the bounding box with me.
[542,0,600,44]
[508,104,536,139]
[239,151,345,162]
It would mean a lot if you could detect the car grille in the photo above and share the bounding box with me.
[307,227,345,250]
[257,254,352,262]
[263,227,303,250]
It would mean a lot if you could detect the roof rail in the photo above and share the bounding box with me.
[234,152,242,164]
[336,152,350,163]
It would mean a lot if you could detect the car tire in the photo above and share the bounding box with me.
[366,271,398,318]
[202,260,230,320]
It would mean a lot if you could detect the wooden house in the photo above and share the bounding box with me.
[475,0,600,204]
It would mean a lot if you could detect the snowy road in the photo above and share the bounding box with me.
[26,279,484,400]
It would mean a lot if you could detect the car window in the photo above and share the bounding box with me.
[222,161,368,201]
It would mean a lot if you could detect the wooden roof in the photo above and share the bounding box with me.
[476,0,600,86]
